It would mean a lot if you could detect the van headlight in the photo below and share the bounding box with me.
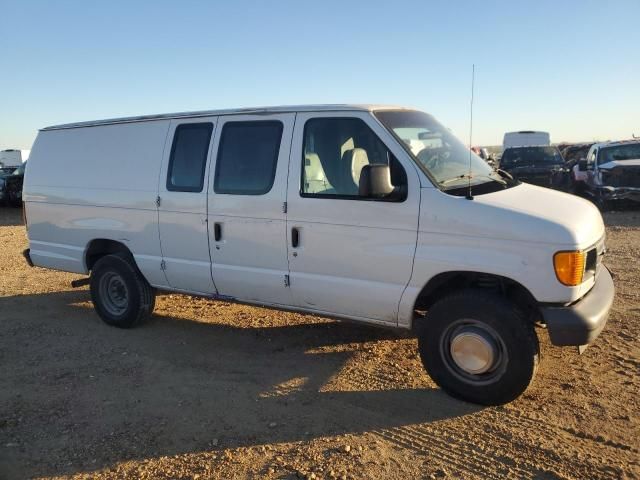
[553,251,586,286]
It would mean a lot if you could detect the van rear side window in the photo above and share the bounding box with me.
[167,123,213,192]
[214,121,283,195]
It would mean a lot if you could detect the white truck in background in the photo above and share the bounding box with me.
[503,131,550,148]
[0,149,23,168]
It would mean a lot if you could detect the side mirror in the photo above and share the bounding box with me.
[359,164,395,198]
[577,159,589,171]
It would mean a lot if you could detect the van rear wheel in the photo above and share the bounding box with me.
[90,253,155,328]
[417,289,539,405]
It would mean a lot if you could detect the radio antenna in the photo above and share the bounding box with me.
[466,64,475,200]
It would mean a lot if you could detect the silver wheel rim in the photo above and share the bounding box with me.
[440,319,508,385]
[99,271,129,316]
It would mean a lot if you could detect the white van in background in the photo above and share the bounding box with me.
[503,131,550,148]
[0,149,23,167]
[23,105,613,405]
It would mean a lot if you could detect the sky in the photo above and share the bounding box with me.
[1,0,639,150]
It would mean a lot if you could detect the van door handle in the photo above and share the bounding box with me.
[291,227,299,248]
[214,223,222,242]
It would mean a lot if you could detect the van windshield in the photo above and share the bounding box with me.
[375,110,514,194]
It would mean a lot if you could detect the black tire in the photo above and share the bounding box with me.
[596,194,610,212]
[417,289,539,405]
[90,253,156,328]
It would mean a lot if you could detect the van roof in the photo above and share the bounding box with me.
[504,131,549,135]
[42,104,413,131]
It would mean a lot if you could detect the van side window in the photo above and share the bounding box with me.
[301,118,407,201]
[167,123,213,192]
[214,121,283,195]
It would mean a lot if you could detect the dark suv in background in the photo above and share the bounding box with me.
[499,146,568,189]
[0,163,26,206]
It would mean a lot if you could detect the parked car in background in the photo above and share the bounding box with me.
[471,146,497,167]
[500,145,569,189]
[0,166,19,205]
[3,162,26,206]
[576,140,640,209]
[0,170,11,205]
[471,146,490,160]
[562,143,594,164]
[503,131,550,148]
[561,143,595,194]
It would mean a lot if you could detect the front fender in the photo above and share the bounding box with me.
[397,232,587,328]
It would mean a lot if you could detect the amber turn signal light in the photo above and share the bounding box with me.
[553,251,585,286]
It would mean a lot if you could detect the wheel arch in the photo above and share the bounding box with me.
[411,271,541,330]
[84,239,135,272]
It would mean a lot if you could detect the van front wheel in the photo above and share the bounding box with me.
[417,290,539,405]
[90,253,156,328]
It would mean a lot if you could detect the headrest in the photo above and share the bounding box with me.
[304,153,325,181]
[342,148,369,185]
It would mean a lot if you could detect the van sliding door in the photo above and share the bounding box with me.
[207,113,295,306]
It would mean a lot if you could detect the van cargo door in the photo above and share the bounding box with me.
[157,117,218,295]
[207,113,295,306]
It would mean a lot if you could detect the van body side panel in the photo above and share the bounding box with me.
[397,187,601,327]
[286,111,420,324]
[24,121,171,287]
[398,231,553,327]
[207,113,295,305]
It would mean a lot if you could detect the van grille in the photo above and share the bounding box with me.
[585,248,597,274]
[585,235,606,279]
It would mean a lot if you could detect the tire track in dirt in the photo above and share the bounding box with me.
[374,425,512,479]
[341,368,525,479]
[458,412,629,479]
[493,407,638,455]
[374,415,624,480]
[342,364,631,479]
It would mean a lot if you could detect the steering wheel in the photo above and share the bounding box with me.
[417,147,449,171]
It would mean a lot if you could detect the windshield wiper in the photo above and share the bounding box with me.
[439,173,473,186]
[439,173,505,187]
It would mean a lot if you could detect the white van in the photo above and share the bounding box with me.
[0,149,22,167]
[503,131,551,148]
[23,105,613,405]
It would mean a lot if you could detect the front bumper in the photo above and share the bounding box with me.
[598,186,640,202]
[541,267,614,346]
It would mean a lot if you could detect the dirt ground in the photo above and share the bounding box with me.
[0,206,638,480]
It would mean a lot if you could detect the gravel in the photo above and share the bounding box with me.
[0,206,638,479]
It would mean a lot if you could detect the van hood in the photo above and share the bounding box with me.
[422,183,604,248]
[599,159,640,169]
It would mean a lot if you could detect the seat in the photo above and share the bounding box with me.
[304,153,333,194]
[341,148,370,194]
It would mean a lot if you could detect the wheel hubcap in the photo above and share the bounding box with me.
[440,320,507,384]
[99,272,129,316]
[450,329,497,374]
